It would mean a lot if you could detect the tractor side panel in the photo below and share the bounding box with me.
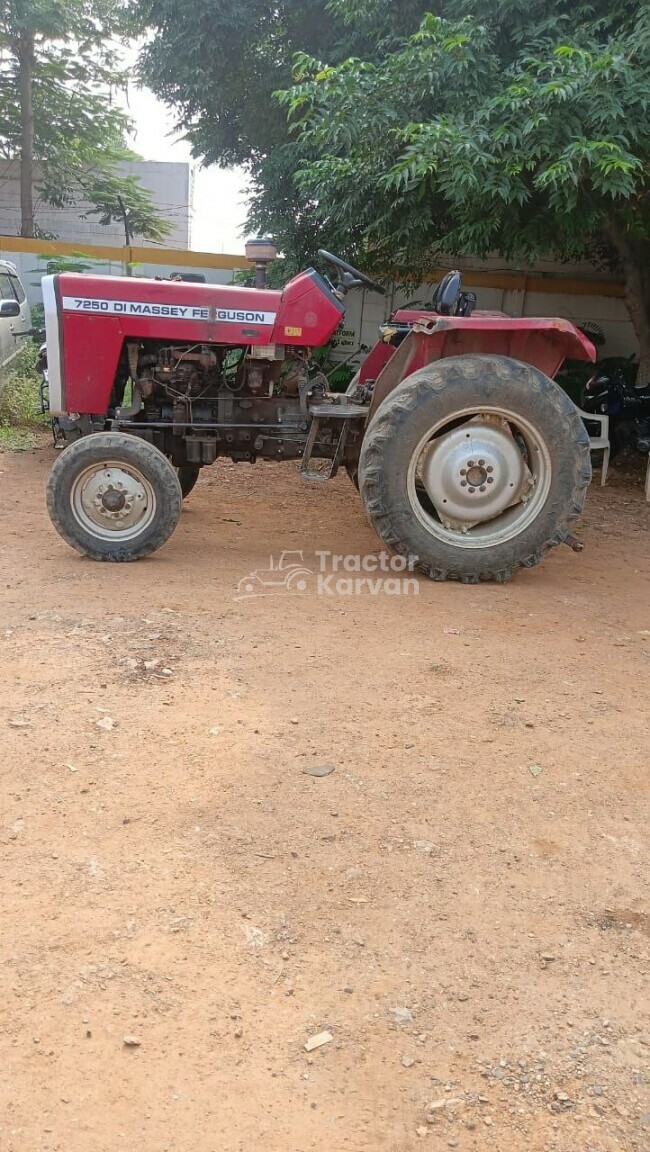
[49,270,345,415]
[54,272,284,414]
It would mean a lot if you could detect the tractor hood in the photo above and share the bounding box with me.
[43,269,345,415]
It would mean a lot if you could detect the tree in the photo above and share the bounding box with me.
[280,1,650,379]
[0,0,170,242]
[137,0,432,268]
[81,165,172,245]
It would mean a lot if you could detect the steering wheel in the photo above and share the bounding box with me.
[318,249,386,295]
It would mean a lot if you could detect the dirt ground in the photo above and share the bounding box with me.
[0,445,648,1152]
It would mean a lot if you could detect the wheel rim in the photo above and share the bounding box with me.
[406,406,552,550]
[70,460,157,542]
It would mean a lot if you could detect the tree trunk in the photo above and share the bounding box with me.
[18,30,36,239]
[606,222,650,386]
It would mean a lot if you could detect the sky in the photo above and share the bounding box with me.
[124,82,251,255]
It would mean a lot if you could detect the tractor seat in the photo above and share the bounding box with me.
[430,271,476,317]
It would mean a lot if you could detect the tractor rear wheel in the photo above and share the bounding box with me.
[46,432,182,561]
[177,464,201,498]
[358,355,591,583]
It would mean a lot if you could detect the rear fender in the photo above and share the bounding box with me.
[366,316,596,419]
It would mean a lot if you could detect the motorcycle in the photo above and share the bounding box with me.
[581,366,650,461]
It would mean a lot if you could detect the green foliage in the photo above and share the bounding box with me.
[279,2,650,277]
[0,0,168,240]
[0,341,48,448]
[137,0,433,265]
[81,168,172,243]
[137,0,650,374]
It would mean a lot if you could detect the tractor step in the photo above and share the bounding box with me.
[308,403,368,419]
[300,404,368,482]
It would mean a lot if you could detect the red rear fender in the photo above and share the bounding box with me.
[360,313,596,388]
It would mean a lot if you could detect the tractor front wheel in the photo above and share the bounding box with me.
[358,355,591,583]
[46,432,182,561]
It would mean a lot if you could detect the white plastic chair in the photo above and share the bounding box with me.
[575,406,610,486]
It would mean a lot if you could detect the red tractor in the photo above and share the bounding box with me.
[43,250,595,582]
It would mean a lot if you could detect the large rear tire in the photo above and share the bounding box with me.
[358,355,591,583]
[46,432,182,561]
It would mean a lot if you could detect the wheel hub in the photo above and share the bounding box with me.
[420,417,532,529]
[70,462,155,539]
[99,486,128,514]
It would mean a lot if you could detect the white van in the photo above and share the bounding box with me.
[0,260,32,377]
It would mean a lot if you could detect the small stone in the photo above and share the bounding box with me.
[528,763,543,778]
[416,1126,428,1138]
[457,991,469,1001]
[390,1007,414,1026]
[123,1035,141,1047]
[540,953,556,962]
[484,1117,493,1126]
[95,716,117,731]
[427,1100,447,1113]
[303,763,335,778]
[9,718,30,728]
[290,718,299,725]
[304,1031,333,1052]
[466,1121,476,1131]
[208,726,222,736]
[343,986,354,994]
[402,1056,415,1068]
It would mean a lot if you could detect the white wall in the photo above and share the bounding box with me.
[0,159,190,249]
[335,280,636,367]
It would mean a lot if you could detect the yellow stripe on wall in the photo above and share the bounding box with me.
[0,235,627,298]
